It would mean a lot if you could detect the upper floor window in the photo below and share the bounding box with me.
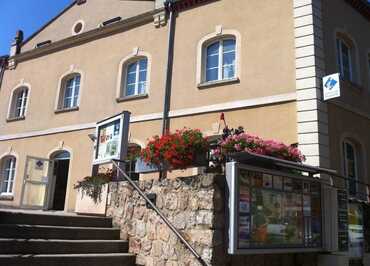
[8,86,28,120]
[58,73,81,110]
[205,38,236,82]
[343,140,359,197]
[336,35,356,83]
[123,58,148,97]
[0,156,16,195]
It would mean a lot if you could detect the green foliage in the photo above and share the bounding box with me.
[74,169,113,204]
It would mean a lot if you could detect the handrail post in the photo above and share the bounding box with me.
[112,159,210,266]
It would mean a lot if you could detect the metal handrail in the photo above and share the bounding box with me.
[112,159,210,266]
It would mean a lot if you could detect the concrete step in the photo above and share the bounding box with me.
[0,253,136,266]
[0,239,129,254]
[0,224,121,240]
[0,210,112,228]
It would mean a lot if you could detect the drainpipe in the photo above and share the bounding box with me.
[161,0,176,135]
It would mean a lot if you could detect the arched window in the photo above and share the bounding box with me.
[343,140,360,196]
[0,156,16,195]
[8,86,28,120]
[123,58,148,97]
[336,33,356,82]
[204,38,236,82]
[58,73,81,110]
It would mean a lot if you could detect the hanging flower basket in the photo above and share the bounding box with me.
[137,128,209,173]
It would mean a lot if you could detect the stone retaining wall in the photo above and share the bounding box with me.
[107,174,317,266]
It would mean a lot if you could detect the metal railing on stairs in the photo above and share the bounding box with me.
[111,159,210,266]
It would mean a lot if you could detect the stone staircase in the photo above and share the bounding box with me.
[0,210,135,266]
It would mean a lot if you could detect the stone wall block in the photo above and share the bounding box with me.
[189,196,199,211]
[133,205,146,220]
[158,223,171,242]
[165,193,178,210]
[173,212,187,230]
[141,239,153,255]
[127,219,136,236]
[129,237,141,254]
[151,240,164,257]
[198,190,214,210]
[177,192,189,211]
[195,210,213,226]
[136,220,147,238]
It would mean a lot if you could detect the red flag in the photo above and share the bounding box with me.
[220,112,225,121]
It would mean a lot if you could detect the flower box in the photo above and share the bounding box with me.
[135,151,208,173]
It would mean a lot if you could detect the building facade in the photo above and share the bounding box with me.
[0,0,369,263]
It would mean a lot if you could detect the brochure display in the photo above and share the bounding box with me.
[93,111,130,165]
[226,162,323,254]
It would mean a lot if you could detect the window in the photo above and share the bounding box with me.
[58,74,81,110]
[8,86,28,120]
[336,38,354,82]
[0,156,16,195]
[205,38,236,82]
[343,140,359,196]
[124,58,148,97]
[72,21,84,35]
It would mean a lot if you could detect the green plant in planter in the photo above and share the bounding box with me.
[74,169,113,204]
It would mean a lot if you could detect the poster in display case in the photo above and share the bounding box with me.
[93,111,130,165]
[226,161,323,254]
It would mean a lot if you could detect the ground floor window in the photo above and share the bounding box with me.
[237,169,321,249]
[0,156,16,195]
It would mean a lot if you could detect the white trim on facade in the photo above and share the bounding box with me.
[54,67,84,111]
[0,92,296,141]
[72,20,85,36]
[196,27,242,86]
[293,0,330,168]
[0,151,19,197]
[47,146,73,211]
[116,50,152,99]
[7,82,31,120]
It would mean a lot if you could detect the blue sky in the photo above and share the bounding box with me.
[0,0,73,56]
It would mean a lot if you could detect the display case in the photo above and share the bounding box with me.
[226,161,324,254]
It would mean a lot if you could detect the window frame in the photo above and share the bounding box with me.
[336,37,354,82]
[0,156,16,196]
[57,73,81,111]
[203,38,236,83]
[7,86,29,120]
[343,140,359,197]
[122,57,148,98]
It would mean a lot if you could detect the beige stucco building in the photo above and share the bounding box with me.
[0,0,370,262]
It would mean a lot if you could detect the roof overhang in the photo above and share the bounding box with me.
[345,0,370,21]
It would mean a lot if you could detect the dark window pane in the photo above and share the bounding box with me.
[206,68,218,82]
[139,59,148,71]
[223,39,236,52]
[126,84,135,96]
[207,42,219,56]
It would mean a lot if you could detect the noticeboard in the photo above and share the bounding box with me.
[226,162,323,254]
[337,189,349,252]
[93,111,130,165]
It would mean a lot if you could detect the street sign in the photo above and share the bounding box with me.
[323,73,341,101]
